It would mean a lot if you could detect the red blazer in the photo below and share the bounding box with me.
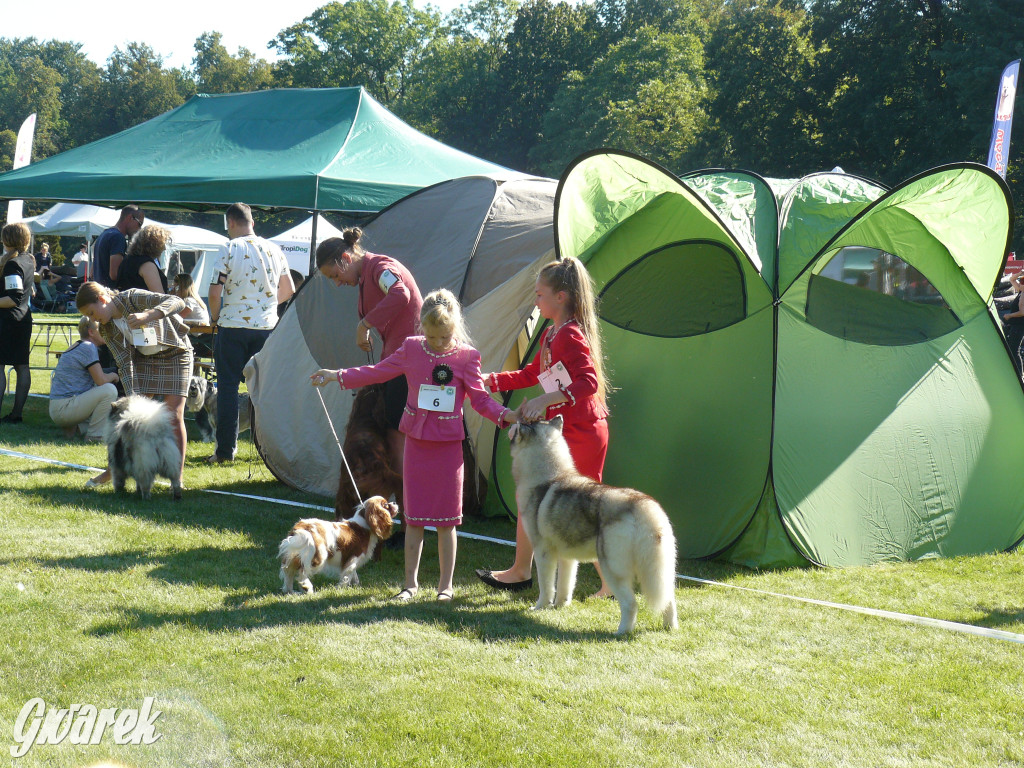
[358,253,424,359]
[339,337,509,441]
[488,321,609,425]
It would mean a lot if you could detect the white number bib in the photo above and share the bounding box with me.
[4,274,23,291]
[418,384,457,413]
[537,361,572,394]
[114,319,161,354]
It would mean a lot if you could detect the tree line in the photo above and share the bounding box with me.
[2,0,1022,251]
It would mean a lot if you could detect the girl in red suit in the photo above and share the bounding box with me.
[312,289,516,602]
[476,256,613,597]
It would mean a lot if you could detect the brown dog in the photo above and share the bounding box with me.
[333,384,487,522]
[335,384,403,520]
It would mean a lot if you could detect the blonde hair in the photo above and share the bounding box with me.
[78,316,98,339]
[420,288,472,347]
[538,256,610,404]
[172,272,202,302]
[127,224,172,259]
[75,281,116,312]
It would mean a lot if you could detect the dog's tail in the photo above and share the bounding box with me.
[638,502,679,631]
[278,528,317,568]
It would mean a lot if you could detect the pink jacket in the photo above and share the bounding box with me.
[339,336,509,441]
[358,253,423,359]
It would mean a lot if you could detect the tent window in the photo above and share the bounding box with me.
[806,247,961,345]
[598,241,746,338]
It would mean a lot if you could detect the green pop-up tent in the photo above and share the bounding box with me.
[488,150,1024,568]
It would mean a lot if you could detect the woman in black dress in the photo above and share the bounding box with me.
[0,222,34,423]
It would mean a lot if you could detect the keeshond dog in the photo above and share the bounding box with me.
[106,396,183,500]
[509,416,678,635]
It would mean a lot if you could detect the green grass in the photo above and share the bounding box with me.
[1,340,1023,767]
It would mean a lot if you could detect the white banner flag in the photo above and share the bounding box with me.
[6,113,37,223]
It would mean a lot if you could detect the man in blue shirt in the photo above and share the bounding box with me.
[94,205,144,288]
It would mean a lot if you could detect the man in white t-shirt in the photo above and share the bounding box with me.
[206,202,295,463]
[72,244,89,280]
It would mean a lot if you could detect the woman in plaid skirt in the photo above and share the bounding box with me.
[75,281,193,488]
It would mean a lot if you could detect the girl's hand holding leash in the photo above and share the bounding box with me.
[355,320,373,352]
[310,368,338,387]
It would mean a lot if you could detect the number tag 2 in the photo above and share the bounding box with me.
[537,361,573,394]
[418,384,457,413]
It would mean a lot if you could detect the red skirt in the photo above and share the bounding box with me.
[402,435,464,527]
[563,417,609,482]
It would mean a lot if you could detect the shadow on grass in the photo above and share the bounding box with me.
[26,544,283,591]
[85,587,629,643]
[973,604,1024,630]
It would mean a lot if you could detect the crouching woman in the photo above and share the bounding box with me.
[49,316,120,441]
[75,281,193,486]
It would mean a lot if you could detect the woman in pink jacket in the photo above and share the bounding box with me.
[312,289,515,602]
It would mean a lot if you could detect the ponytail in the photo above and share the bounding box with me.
[538,257,610,404]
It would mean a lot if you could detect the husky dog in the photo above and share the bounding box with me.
[509,416,678,635]
[185,375,217,441]
[106,396,183,500]
[184,375,250,442]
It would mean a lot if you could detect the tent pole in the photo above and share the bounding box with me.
[307,212,320,277]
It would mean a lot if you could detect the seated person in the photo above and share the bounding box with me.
[40,268,76,301]
[171,273,210,326]
[172,272,213,360]
[48,317,120,441]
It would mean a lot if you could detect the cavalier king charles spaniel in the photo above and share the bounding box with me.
[279,496,397,594]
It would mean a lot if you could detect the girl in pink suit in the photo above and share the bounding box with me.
[312,289,515,602]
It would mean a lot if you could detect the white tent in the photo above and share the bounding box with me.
[24,202,227,290]
[24,203,226,252]
[269,216,346,274]
[23,202,117,238]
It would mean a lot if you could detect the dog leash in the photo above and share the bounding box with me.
[313,385,365,508]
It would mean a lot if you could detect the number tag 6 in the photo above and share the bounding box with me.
[418,384,456,412]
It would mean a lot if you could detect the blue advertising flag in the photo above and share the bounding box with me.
[987,60,1020,178]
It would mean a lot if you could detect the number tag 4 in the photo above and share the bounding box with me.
[418,384,457,413]
[537,361,573,394]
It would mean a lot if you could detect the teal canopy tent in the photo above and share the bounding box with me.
[0,87,511,213]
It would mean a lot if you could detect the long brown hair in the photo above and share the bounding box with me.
[172,272,202,302]
[538,256,610,404]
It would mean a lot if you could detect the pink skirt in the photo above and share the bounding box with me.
[402,436,464,527]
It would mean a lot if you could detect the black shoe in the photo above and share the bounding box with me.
[0,413,23,424]
[475,568,532,592]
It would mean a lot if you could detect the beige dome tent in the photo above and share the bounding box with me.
[247,174,555,497]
